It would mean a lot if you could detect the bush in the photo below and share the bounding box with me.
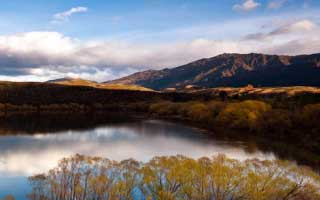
[149,101,182,116]
[150,101,214,124]
[217,100,271,130]
[186,102,213,123]
[207,101,226,117]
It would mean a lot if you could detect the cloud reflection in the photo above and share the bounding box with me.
[0,120,275,177]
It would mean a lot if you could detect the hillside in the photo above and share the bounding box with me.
[106,53,320,90]
[47,77,99,87]
[48,77,153,91]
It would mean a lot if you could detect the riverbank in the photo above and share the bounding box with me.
[147,100,320,169]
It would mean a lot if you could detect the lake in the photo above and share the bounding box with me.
[0,114,276,199]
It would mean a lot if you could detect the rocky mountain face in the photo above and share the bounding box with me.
[105,53,320,90]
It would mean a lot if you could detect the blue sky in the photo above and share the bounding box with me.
[0,0,319,81]
[0,0,318,40]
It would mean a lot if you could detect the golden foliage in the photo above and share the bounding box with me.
[28,154,320,200]
[216,100,271,130]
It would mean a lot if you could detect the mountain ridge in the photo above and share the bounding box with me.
[105,53,320,90]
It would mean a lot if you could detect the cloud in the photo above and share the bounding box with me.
[52,7,88,23]
[271,19,317,34]
[233,0,260,11]
[245,19,318,40]
[0,18,319,82]
[268,0,288,9]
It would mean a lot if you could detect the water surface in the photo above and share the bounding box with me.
[0,115,275,199]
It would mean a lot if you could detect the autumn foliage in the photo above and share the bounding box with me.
[28,154,320,200]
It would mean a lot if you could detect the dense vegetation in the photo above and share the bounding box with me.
[149,100,320,157]
[27,154,320,200]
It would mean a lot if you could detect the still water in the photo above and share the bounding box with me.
[0,114,275,199]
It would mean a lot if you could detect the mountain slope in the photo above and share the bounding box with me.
[106,53,320,90]
[47,77,153,91]
[47,77,98,87]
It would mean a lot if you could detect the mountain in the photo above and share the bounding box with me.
[106,53,320,90]
[47,77,153,91]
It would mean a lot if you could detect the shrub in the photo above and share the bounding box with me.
[216,100,271,130]
[149,101,181,116]
[150,101,214,124]
[186,102,213,123]
[207,101,226,117]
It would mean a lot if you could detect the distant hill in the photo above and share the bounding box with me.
[47,77,98,87]
[106,53,320,90]
[47,77,153,91]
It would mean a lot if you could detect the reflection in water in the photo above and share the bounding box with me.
[0,114,276,199]
[0,120,275,177]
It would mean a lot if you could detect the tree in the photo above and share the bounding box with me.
[217,100,271,130]
[28,154,320,200]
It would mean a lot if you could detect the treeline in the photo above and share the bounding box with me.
[2,82,320,114]
[149,100,320,155]
[0,82,201,105]
[28,154,320,200]
[0,82,205,115]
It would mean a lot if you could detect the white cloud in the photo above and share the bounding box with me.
[272,19,317,34]
[245,19,318,40]
[233,0,260,11]
[268,0,288,9]
[52,7,88,23]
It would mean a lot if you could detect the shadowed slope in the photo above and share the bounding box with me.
[107,53,320,90]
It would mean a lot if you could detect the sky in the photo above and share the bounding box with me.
[0,0,319,82]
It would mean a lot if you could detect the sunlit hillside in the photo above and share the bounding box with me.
[187,86,320,97]
[47,77,154,91]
